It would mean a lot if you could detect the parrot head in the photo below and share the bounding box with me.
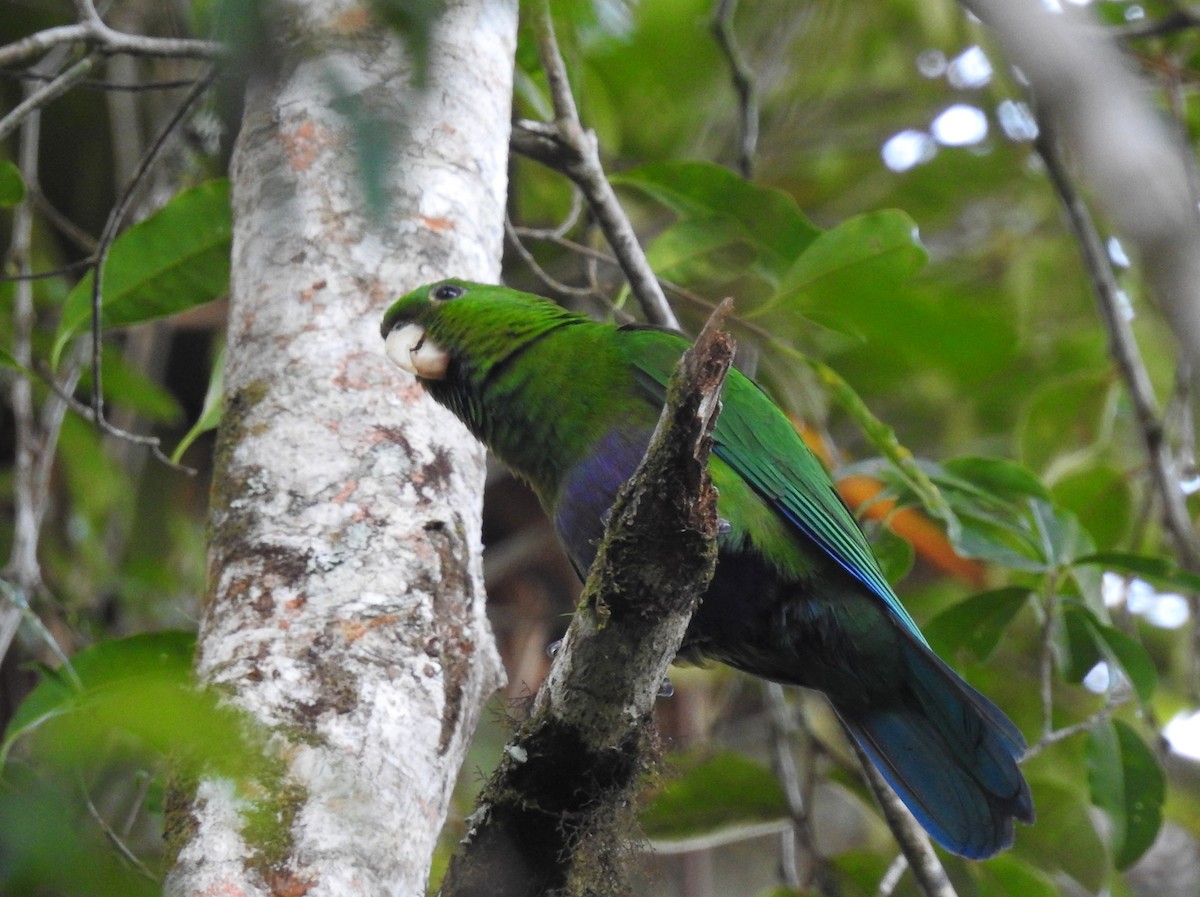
[380,279,583,384]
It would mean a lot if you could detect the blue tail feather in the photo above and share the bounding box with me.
[837,640,1034,859]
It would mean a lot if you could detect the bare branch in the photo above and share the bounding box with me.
[1025,699,1127,760]
[963,0,1200,396]
[503,217,600,300]
[850,741,959,897]
[0,21,222,70]
[86,67,215,424]
[510,1,680,330]
[1034,124,1200,570]
[765,684,830,892]
[0,53,98,143]
[710,0,759,179]
[439,302,735,897]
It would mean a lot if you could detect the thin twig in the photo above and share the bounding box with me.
[0,53,99,143]
[33,362,196,474]
[514,1,679,330]
[0,21,221,69]
[765,683,814,890]
[875,854,909,897]
[0,259,96,283]
[5,68,202,92]
[1035,124,1200,571]
[710,0,759,179]
[1,45,63,657]
[503,217,600,299]
[31,185,100,252]
[1025,698,1127,759]
[87,67,216,422]
[81,777,158,881]
[850,741,959,897]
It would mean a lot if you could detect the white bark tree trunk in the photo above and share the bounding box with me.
[166,2,515,895]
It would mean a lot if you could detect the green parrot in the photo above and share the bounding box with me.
[381,279,1033,858]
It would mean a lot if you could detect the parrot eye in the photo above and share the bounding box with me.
[431,284,465,302]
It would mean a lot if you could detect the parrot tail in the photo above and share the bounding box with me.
[835,639,1034,859]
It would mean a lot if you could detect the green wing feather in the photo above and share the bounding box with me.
[618,325,927,645]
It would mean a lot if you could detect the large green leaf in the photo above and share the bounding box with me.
[1015,779,1107,892]
[1059,602,1157,703]
[1076,551,1200,595]
[1086,719,1165,870]
[612,160,820,277]
[2,631,257,778]
[942,456,1050,503]
[1051,467,1132,551]
[924,587,1031,662]
[640,750,788,840]
[759,209,927,336]
[52,179,231,367]
[641,216,756,285]
[976,854,1059,897]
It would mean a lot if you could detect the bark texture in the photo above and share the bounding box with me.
[166,2,515,895]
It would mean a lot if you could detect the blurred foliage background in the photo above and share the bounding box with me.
[4,0,1200,895]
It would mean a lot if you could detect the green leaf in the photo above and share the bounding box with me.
[172,344,225,463]
[1015,779,1107,892]
[640,750,788,840]
[1076,551,1200,595]
[1059,602,1157,702]
[1093,623,1158,704]
[924,587,1031,661]
[2,631,258,779]
[642,216,755,284]
[1059,602,1103,687]
[1051,466,1132,550]
[0,159,26,207]
[52,179,231,367]
[4,630,194,751]
[977,854,1059,897]
[612,160,820,276]
[952,514,1046,571]
[942,456,1050,503]
[1086,719,1165,869]
[1030,500,1094,570]
[862,519,915,583]
[760,209,928,334]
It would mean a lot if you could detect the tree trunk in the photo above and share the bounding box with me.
[165,2,515,894]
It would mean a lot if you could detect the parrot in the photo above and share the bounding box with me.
[381,278,1034,858]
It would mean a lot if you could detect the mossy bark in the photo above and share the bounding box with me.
[439,303,735,897]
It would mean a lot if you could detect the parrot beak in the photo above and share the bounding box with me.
[385,323,450,380]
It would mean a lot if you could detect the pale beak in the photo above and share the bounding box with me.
[385,323,450,380]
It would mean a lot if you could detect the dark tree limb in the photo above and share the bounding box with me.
[438,301,736,897]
